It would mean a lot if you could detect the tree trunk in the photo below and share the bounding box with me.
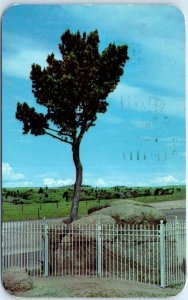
[70,142,83,222]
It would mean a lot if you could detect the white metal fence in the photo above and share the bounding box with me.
[2,219,186,287]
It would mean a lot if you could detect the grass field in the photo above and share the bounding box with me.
[2,187,186,221]
[2,199,113,222]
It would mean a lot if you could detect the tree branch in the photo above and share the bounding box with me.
[45,131,72,145]
[47,126,75,140]
[47,127,61,134]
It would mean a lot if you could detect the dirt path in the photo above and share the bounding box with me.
[14,276,184,298]
[150,199,186,210]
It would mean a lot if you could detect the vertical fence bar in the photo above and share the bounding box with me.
[152,225,155,284]
[42,218,49,277]
[148,225,151,284]
[144,225,147,283]
[105,225,108,278]
[81,225,84,276]
[61,223,64,277]
[160,220,166,288]
[124,225,126,280]
[120,225,123,280]
[113,224,115,278]
[156,226,159,285]
[101,224,103,277]
[72,224,74,276]
[78,224,80,277]
[97,222,102,277]
[33,222,36,277]
[86,225,88,276]
[23,222,26,272]
[128,224,131,281]
[39,221,42,277]
[55,224,57,276]
[109,224,111,278]
[16,222,20,267]
[175,217,180,283]
[116,224,119,278]
[140,224,143,282]
[26,222,29,272]
[88,225,90,277]
[132,225,134,283]
[9,222,14,267]
[2,223,5,271]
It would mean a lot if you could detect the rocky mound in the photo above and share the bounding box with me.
[91,202,166,226]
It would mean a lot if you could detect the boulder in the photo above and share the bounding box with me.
[3,267,33,292]
[91,202,166,226]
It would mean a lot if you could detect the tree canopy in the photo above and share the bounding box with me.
[16,30,128,145]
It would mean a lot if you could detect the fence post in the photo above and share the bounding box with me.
[97,222,102,277]
[160,220,166,288]
[42,218,49,277]
[175,216,180,265]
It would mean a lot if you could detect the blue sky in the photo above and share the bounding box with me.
[2,4,185,188]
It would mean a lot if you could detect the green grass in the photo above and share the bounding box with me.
[131,190,185,203]
[2,199,112,222]
[2,185,186,221]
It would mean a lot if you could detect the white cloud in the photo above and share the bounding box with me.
[3,49,49,79]
[3,181,33,188]
[2,162,25,181]
[151,175,180,185]
[43,177,74,187]
[3,33,61,79]
[95,178,107,187]
[94,177,124,187]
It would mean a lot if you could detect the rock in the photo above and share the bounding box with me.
[91,202,166,226]
[3,267,33,292]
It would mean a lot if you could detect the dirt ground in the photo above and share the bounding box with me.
[13,276,184,298]
[150,199,186,210]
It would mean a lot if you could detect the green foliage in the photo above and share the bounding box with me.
[2,185,186,205]
[15,30,128,145]
[38,187,44,194]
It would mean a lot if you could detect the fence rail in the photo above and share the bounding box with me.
[2,219,186,287]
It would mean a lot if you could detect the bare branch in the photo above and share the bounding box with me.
[47,126,75,140]
[47,127,60,134]
[45,131,72,145]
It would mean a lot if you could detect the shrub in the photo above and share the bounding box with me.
[3,267,33,292]
[22,194,29,200]
[38,187,43,193]
[114,192,121,198]
[88,204,110,215]
[42,198,57,203]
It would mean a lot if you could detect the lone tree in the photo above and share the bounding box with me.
[16,30,129,221]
